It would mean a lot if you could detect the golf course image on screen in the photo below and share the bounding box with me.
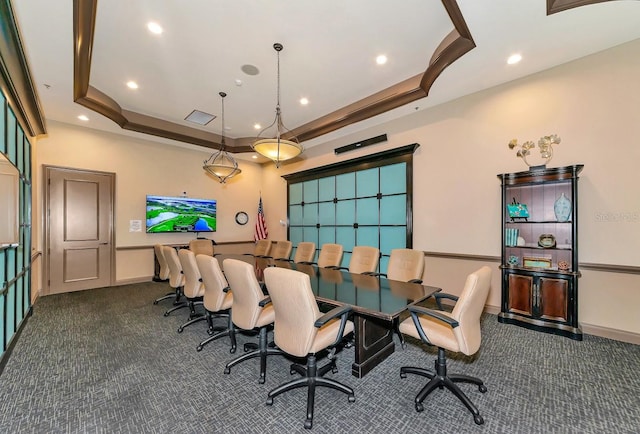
[146,195,216,233]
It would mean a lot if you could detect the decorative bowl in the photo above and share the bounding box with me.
[538,234,556,248]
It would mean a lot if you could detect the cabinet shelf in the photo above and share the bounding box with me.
[506,220,572,224]
[498,164,583,341]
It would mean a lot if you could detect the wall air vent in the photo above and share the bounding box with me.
[185,110,216,126]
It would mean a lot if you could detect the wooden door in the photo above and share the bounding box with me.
[45,166,114,294]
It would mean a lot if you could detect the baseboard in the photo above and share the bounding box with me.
[581,323,640,345]
[113,276,154,286]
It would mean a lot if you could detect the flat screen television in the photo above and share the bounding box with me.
[146,195,217,233]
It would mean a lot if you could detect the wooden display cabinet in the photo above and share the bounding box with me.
[498,165,583,340]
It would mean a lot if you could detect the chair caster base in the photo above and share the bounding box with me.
[163,312,170,317]
[258,375,265,384]
[474,414,484,425]
[177,327,184,333]
[304,419,313,430]
[400,372,407,379]
[153,300,159,305]
[348,394,355,403]
[224,367,231,375]
[266,397,273,406]
[479,384,487,393]
[196,345,203,352]
[415,402,424,412]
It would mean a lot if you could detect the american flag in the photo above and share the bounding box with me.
[254,196,268,241]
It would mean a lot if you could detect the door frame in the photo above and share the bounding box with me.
[42,165,116,295]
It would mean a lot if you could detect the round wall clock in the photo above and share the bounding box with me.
[235,211,249,225]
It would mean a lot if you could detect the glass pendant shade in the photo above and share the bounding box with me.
[203,92,241,183]
[252,43,303,168]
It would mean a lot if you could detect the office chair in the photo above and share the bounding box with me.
[335,245,379,274]
[195,254,236,353]
[152,244,175,305]
[161,246,188,316]
[292,241,316,264]
[263,266,355,429]
[265,240,292,261]
[398,266,492,425]
[253,239,272,257]
[176,249,206,333]
[222,258,283,384]
[189,238,215,256]
[315,243,343,268]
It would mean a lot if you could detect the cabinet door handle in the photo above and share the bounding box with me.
[533,283,539,309]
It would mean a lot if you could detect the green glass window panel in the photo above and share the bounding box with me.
[289,227,303,246]
[380,227,407,253]
[318,202,335,225]
[16,238,23,271]
[302,203,318,225]
[0,250,4,284]
[379,256,390,276]
[6,248,16,281]
[0,294,4,350]
[319,227,336,246]
[303,227,319,246]
[17,128,24,171]
[289,183,303,204]
[7,110,17,163]
[23,275,30,317]
[356,198,378,225]
[0,96,5,154]
[24,184,31,223]
[336,227,355,252]
[318,177,335,202]
[357,226,379,249]
[289,204,303,225]
[24,136,31,180]
[357,167,378,197]
[380,194,407,225]
[6,283,15,338]
[380,163,406,195]
[303,180,318,203]
[15,276,24,325]
[336,199,355,225]
[341,252,351,269]
[336,172,355,199]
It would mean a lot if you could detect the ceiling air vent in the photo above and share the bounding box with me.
[185,110,216,126]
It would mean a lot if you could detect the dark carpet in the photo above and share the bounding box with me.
[1,281,638,433]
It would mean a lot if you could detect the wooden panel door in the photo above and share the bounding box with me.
[539,277,569,322]
[45,166,114,294]
[507,273,533,316]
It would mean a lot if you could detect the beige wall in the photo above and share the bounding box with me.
[33,39,640,340]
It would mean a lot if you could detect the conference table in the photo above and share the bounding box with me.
[217,254,441,378]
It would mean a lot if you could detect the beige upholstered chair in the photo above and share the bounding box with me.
[195,255,236,353]
[316,243,344,268]
[269,240,292,260]
[251,239,272,257]
[399,266,492,425]
[293,241,316,264]
[189,238,214,256]
[386,248,424,283]
[152,244,174,305]
[176,249,206,333]
[263,266,355,429]
[161,246,188,316]
[343,246,380,274]
[222,258,282,384]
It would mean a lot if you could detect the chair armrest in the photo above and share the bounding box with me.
[298,261,317,265]
[258,296,272,307]
[314,304,353,349]
[408,278,423,284]
[407,304,458,346]
[328,266,348,271]
[222,285,230,293]
[433,292,458,310]
[362,271,378,276]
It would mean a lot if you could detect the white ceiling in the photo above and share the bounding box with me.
[12,0,640,154]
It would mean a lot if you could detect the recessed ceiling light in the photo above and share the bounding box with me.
[376,55,388,65]
[127,81,139,89]
[507,54,522,65]
[299,97,309,105]
[147,22,163,35]
[235,79,243,86]
[254,123,261,130]
[78,115,89,121]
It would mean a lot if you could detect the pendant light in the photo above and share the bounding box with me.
[252,43,303,168]
[203,92,241,183]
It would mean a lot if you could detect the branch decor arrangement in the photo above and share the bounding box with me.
[508,134,560,169]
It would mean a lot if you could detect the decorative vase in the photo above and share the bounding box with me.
[554,193,572,222]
